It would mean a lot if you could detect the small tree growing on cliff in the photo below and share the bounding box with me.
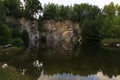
[24,0,42,19]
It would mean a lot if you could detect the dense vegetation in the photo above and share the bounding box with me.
[42,2,120,43]
[0,64,31,80]
[1,0,120,80]
[0,0,120,46]
[0,0,42,47]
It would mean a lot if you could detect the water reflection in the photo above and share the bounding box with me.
[0,42,120,79]
[40,34,80,53]
[38,71,120,80]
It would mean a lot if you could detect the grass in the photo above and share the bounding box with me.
[100,38,120,51]
[100,38,120,45]
[0,46,24,56]
[0,64,31,80]
[0,46,33,80]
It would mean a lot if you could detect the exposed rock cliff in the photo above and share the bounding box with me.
[19,17,40,49]
[18,18,80,50]
[40,20,81,51]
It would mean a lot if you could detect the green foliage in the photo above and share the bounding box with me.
[108,25,120,38]
[3,0,22,18]
[99,14,120,45]
[103,2,120,17]
[99,16,120,40]
[81,19,100,41]
[0,66,31,80]
[101,38,120,44]
[10,38,24,47]
[43,3,59,20]
[43,3,73,20]
[43,3,100,22]
[0,1,5,21]
[58,5,72,20]
[72,3,100,22]
[74,4,102,41]
[118,6,120,16]
[81,13,103,41]
[21,30,29,48]
[7,17,21,38]
[7,17,21,28]
[0,47,24,56]
[112,16,120,25]
[0,21,11,45]
[24,0,42,19]
[0,0,42,19]
[1,0,120,46]
[99,17,113,39]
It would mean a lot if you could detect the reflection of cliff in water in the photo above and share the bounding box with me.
[39,42,80,58]
[1,42,120,79]
[38,42,120,77]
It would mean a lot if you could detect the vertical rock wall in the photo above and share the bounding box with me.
[41,20,81,51]
[19,17,40,49]
[19,18,81,51]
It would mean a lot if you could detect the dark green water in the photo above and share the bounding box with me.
[1,42,120,79]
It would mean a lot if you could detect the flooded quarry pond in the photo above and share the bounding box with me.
[1,42,120,80]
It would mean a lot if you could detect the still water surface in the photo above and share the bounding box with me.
[1,42,120,80]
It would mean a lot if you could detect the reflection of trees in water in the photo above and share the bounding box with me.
[38,42,120,77]
[38,71,120,80]
[1,42,120,79]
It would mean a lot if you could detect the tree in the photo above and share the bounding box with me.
[0,1,5,21]
[118,5,120,16]
[99,17,113,39]
[10,38,24,47]
[103,2,118,17]
[72,3,101,41]
[24,0,42,19]
[58,5,72,20]
[108,25,120,38]
[43,3,58,20]
[3,0,22,18]
[99,16,120,39]
[0,21,11,45]
[43,3,73,20]
[72,3,100,22]
[81,19,101,41]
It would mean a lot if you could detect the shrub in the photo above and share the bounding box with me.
[0,21,11,45]
[101,38,120,44]
[21,30,29,48]
[10,38,24,47]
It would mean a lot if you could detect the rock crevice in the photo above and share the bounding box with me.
[41,20,81,50]
[19,17,39,49]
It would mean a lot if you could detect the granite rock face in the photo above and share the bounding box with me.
[19,17,40,49]
[41,20,81,50]
[19,18,81,50]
